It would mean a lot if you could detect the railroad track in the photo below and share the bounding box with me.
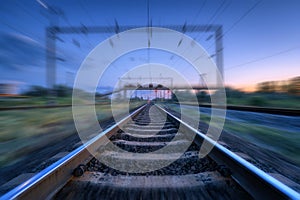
[1,103,299,199]
[1,102,299,117]
[175,102,300,116]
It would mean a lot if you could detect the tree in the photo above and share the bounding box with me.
[287,77,300,95]
[53,85,72,97]
[23,85,48,97]
[257,81,280,93]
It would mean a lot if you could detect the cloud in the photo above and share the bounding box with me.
[0,32,45,71]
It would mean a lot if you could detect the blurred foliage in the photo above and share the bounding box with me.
[164,103,300,165]
[22,84,111,98]
[130,96,144,101]
[168,86,299,109]
[0,84,113,107]
[22,85,48,97]
[224,88,299,108]
[257,76,300,95]
[196,91,211,103]
[169,90,210,104]
[22,84,72,97]
[0,76,299,109]
[248,96,266,106]
[0,101,144,167]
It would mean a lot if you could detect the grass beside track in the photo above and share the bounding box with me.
[0,102,144,167]
[163,103,300,166]
[0,96,73,107]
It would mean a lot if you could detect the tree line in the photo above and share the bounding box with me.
[257,76,300,95]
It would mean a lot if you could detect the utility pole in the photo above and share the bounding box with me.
[215,26,224,86]
[199,73,207,88]
[38,1,63,103]
[40,23,224,100]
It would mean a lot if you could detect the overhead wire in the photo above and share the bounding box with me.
[168,0,230,68]
[201,0,262,55]
[225,46,300,71]
[192,0,263,63]
[189,0,207,32]
[165,0,262,86]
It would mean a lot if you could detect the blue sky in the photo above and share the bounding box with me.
[0,0,299,92]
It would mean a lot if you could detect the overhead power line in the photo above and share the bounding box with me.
[220,0,262,39]
[193,0,262,61]
[225,45,300,71]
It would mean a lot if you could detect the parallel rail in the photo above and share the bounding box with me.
[1,104,300,199]
[0,105,147,200]
[1,102,299,116]
[156,105,300,199]
[175,102,300,116]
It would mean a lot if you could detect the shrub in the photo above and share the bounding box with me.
[248,96,267,107]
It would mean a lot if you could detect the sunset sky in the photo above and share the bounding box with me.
[0,0,299,93]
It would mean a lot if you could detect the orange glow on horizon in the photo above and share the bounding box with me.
[226,84,257,93]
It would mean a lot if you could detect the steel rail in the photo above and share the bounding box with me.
[0,104,147,200]
[2,103,299,199]
[171,102,300,116]
[156,104,300,199]
[2,100,298,116]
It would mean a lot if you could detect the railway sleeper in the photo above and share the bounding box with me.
[53,171,251,200]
